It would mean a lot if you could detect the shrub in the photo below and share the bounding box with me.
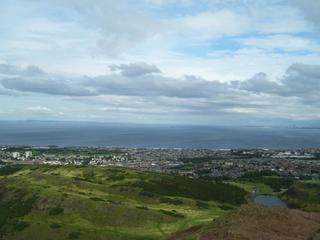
[136,206,149,210]
[68,231,81,239]
[11,220,29,231]
[160,197,183,205]
[49,206,64,216]
[89,197,105,202]
[196,201,209,209]
[0,165,23,176]
[50,223,61,229]
[159,209,184,218]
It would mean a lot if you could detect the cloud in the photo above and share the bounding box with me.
[0,64,95,96]
[110,62,161,77]
[1,62,320,122]
[237,34,320,52]
[176,10,250,41]
[25,106,52,113]
[232,72,281,94]
[57,0,160,57]
[1,62,320,104]
[0,64,44,77]
[1,77,95,97]
[280,63,320,104]
[292,0,320,30]
[87,74,233,98]
[232,63,320,106]
[174,3,309,44]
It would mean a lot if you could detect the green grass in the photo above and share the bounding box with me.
[1,165,316,239]
[0,189,38,237]
[0,165,239,240]
[0,165,23,176]
[226,181,274,195]
[134,175,247,204]
[281,180,320,211]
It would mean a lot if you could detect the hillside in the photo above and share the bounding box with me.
[169,204,320,240]
[1,165,319,240]
[0,165,246,240]
[281,181,320,212]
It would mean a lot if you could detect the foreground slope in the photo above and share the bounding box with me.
[0,165,246,240]
[1,165,319,240]
[169,204,320,240]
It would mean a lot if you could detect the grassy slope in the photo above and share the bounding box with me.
[0,165,246,240]
[167,176,320,240]
[168,204,320,240]
[281,180,320,212]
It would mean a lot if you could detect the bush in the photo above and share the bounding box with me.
[218,204,235,210]
[50,223,61,229]
[89,197,105,202]
[160,197,183,205]
[108,174,125,181]
[11,220,29,231]
[0,165,23,176]
[49,206,64,216]
[196,201,209,209]
[0,192,37,236]
[139,191,156,198]
[159,209,184,218]
[68,231,81,239]
[82,169,95,179]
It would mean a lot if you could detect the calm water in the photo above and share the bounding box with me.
[254,196,288,208]
[0,121,320,148]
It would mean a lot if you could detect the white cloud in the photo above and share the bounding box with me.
[57,0,161,57]
[0,0,319,124]
[176,10,250,41]
[173,3,310,43]
[25,106,52,113]
[237,34,320,52]
[110,62,161,77]
[1,62,320,123]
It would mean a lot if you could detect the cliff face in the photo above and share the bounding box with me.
[169,204,320,240]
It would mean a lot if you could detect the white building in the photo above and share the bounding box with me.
[12,152,20,159]
[25,151,33,159]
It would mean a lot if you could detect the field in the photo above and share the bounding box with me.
[0,165,246,240]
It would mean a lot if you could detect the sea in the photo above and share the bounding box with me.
[0,121,320,149]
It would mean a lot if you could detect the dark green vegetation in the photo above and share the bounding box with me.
[0,165,23,176]
[226,172,320,214]
[282,181,320,211]
[0,165,246,240]
[0,189,37,237]
[239,171,296,192]
[0,165,318,240]
[134,175,247,204]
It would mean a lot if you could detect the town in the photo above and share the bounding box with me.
[0,146,319,179]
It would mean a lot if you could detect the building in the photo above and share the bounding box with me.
[25,151,33,159]
[12,152,20,159]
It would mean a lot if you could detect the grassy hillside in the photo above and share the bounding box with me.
[168,204,320,240]
[281,180,320,212]
[0,165,247,240]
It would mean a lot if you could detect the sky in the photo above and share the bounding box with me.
[0,0,320,125]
